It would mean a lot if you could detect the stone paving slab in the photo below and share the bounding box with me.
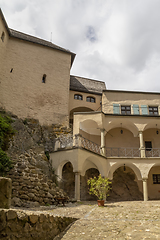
[50,201,160,239]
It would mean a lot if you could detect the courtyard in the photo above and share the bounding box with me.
[52,200,160,239]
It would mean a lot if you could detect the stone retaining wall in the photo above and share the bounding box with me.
[7,150,68,208]
[0,209,76,240]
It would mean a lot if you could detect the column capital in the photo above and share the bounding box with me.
[100,128,106,132]
[142,178,148,181]
[74,171,81,175]
[138,130,143,134]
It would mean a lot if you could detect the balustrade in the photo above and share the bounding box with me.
[55,135,160,158]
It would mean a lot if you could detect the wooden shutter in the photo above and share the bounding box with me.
[133,104,139,115]
[141,105,148,115]
[113,104,120,114]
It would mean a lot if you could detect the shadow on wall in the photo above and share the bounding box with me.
[108,167,143,201]
[60,162,75,199]
[81,168,100,201]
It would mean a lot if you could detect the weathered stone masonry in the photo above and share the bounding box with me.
[0,209,77,240]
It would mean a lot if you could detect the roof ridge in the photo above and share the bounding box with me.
[70,75,106,84]
[9,28,69,52]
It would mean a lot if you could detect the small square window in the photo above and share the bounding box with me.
[149,106,158,115]
[153,174,160,184]
[121,105,131,115]
[86,96,96,103]
[74,94,83,100]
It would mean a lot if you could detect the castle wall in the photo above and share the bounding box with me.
[0,14,9,89]
[0,30,71,126]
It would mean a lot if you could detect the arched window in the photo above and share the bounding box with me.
[42,74,46,83]
[74,94,83,100]
[86,96,96,103]
[1,32,5,42]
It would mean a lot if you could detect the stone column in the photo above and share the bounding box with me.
[75,172,81,201]
[139,131,145,158]
[142,178,148,201]
[100,128,106,157]
[0,177,12,209]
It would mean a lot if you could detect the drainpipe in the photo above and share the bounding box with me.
[139,131,146,158]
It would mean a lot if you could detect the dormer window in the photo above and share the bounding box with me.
[1,32,5,42]
[86,96,96,103]
[74,94,83,100]
[42,74,46,83]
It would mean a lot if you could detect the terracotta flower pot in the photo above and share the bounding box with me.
[97,200,104,206]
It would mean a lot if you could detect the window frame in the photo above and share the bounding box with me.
[74,94,83,100]
[148,106,158,116]
[145,141,152,151]
[42,74,46,83]
[121,105,131,115]
[86,96,96,103]
[153,174,160,184]
[1,31,5,42]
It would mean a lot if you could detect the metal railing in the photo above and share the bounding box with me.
[55,134,101,155]
[55,136,160,158]
[106,147,140,157]
[145,148,160,157]
[80,136,101,155]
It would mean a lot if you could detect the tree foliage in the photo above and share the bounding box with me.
[87,175,111,200]
[0,114,14,176]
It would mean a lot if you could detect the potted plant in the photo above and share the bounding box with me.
[87,175,111,206]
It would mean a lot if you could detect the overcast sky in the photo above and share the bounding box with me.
[1,0,160,92]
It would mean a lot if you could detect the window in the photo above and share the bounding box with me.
[1,32,5,42]
[121,105,131,115]
[145,141,152,151]
[149,106,158,115]
[74,94,83,100]
[86,96,96,103]
[42,74,46,83]
[153,174,160,184]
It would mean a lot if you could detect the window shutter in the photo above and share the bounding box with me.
[141,105,148,115]
[133,104,139,115]
[113,104,120,114]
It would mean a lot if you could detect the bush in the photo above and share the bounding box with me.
[0,148,12,176]
[0,114,14,176]
[0,114,14,151]
[87,175,111,200]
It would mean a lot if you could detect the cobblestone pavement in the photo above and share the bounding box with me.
[50,201,160,240]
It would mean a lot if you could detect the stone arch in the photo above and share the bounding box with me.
[70,107,94,124]
[147,163,160,200]
[57,160,74,179]
[81,159,99,176]
[143,126,160,149]
[108,165,143,201]
[106,119,139,137]
[60,161,75,199]
[80,119,100,135]
[108,162,142,180]
[105,126,139,150]
[81,156,105,177]
[143,120,160,132]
